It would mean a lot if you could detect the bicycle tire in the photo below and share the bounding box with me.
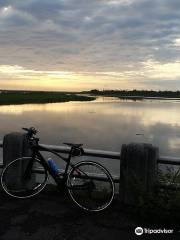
[67,161,115,211]
[1,157,48,199]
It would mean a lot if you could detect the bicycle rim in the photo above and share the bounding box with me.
[67,161,114,211]
[1,157,48,199]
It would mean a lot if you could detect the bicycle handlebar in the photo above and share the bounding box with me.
[22,127,38,137]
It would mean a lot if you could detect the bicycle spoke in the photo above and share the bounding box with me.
[67,161,114,211]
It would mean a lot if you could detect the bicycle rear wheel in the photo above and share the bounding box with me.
[1,157,48,198]
[67,161,114,211]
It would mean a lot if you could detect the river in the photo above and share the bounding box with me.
[0,97,180,175]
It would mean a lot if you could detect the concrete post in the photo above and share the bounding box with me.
[119,143,159,205]
[3,132,34,190]
[3,132,32,165]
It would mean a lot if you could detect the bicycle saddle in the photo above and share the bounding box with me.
[63,142,83,148]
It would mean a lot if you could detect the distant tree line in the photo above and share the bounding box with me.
[87,89,180,98]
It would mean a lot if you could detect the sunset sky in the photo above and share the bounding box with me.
[0,0,180,91]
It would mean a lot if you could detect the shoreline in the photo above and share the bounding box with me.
[82,94,180,101]
[1,89,180,106]
[81,90,180,100]
[0,92,95,106]
[117,96,180,100]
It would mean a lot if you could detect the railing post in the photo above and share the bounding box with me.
[3,132,34,189]
[119,143,159,205]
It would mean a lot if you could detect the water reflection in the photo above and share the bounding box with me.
[0,97,180,174]
[0,102,77,115]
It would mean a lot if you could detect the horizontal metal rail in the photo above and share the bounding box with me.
[0,140,120,159]
[158,156,180,166]
[0,163,120,183]
[1,141,180,166]
[33,168,120,183]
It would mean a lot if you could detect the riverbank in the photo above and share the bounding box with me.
[82,90,180,101]
[1,89,180,105]
[0,91,95,105]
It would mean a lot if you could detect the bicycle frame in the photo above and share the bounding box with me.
[23,135,96,193]
[26,142,76,185]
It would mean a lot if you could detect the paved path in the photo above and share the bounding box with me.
[0,188,179,240]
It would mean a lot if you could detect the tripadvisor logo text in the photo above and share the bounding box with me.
[135,227,174,235]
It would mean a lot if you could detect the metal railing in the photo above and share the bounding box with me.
[158,156,180,166]
[1,140,180,163]
[0,140,180,184]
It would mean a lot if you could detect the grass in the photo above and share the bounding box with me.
[0,91,95,105]
[131,167,180,226]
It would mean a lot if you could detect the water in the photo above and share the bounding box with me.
[1,97,180,175]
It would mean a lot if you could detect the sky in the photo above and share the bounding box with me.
[0,0,180,91]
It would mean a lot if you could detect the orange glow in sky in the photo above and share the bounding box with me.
[1,61,180,91]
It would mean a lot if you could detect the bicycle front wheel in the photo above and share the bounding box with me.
[67,161,115,211]
[1,157,48,198]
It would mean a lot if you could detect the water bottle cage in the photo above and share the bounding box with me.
[71,147,84,157]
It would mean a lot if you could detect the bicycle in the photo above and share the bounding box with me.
[1,127,115,212]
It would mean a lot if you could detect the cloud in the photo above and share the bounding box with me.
[0,0,180,90]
